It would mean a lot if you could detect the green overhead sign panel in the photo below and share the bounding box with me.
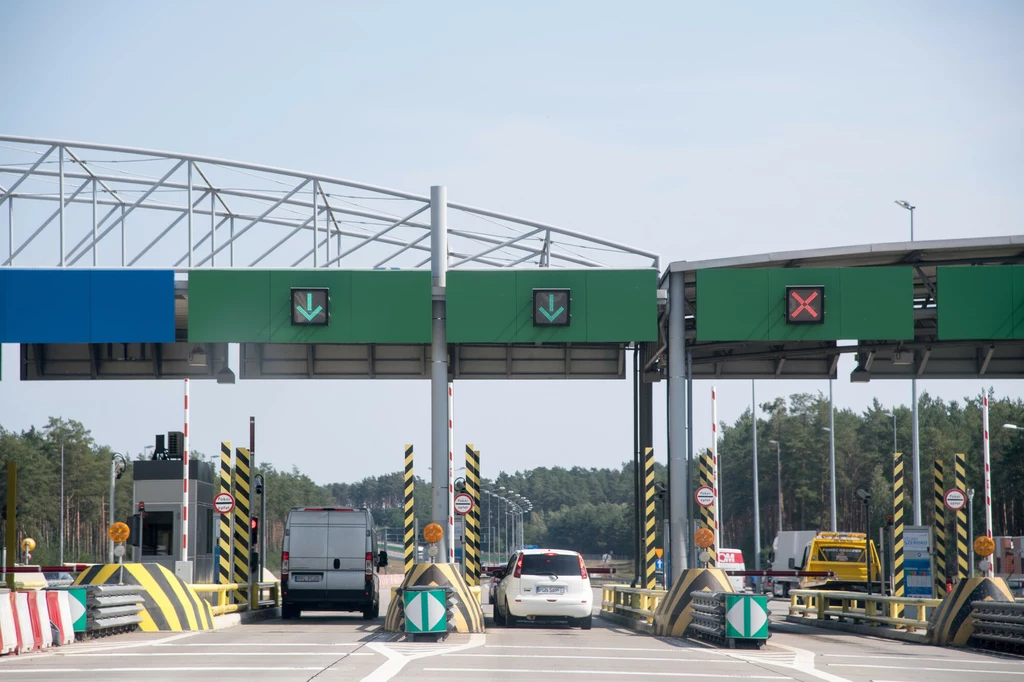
[696,267,914,342]
[188,270,431,343]
[446,269,658,343]
[937,265,1024,340]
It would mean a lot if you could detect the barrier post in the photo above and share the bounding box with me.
[954,452,968,580]
[893,451,906,620]
[643,447,657,589]
[404,445,415,573]
[218,442,233,587]
[698,450,716,567]
[933,458,947,596]
[232,447,252,601]
[464,445,481,586]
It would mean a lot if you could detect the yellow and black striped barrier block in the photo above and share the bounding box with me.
[232,446,252,592]
[954,452,969,579]
[465,444,481,586]
[643,446,657,590]
[927,576,1013,647]
[652,568,734,638]
[933,458,947,596]
[218,441,233,585]
[403,444,415,574]
[893,451,906,619]
[74,563,214,632]
[384,562,485,633]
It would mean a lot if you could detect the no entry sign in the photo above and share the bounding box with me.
[944,488,966,511]
[695,486,715,508]
[454,493,474,515]
[214,492,235,514]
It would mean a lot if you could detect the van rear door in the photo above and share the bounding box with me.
[287,510,329,603]
[327,510,370,600]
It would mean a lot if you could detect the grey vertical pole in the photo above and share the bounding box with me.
[261,482,267,578]
[59,435,65,566]
[210,192,216,267]
[229,216,235,267]
[120,205,126,266]
[187,161,193,268]
[430,185,450,561]
[912,380,921,525]
[667,271,688,583]
[686,349,694,568]
[829,379,837,532]
[751,381,761,588]
[109,456,116,563]
[312,182,319,268]
[92,180,98,267]
[967,488,975,577]
[58,147,64,267]
[7,198,12,265]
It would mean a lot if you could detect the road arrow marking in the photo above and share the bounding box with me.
[538,294,565,322]
[296,293,323,321]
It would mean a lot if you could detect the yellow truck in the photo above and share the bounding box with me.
[793,532,883,592]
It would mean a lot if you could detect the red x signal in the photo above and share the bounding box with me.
[790,291,819,319]
[785,286,825,325]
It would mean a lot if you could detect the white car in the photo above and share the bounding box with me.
[492,549,593,629]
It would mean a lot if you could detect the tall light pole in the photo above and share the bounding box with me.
[59,431,65,567]
[885,411,898,455]
[108,453,129,563]
[769,439,783,534]
[895,199,922,525]
[967,488,975,577]
[827,379,837,532]
[751,381,761,585]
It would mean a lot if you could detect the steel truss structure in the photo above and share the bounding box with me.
[0,136,658,272]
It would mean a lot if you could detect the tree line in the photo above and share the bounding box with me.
[2,389,1021,573]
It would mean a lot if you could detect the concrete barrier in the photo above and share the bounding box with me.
[0,591,18,654]
[46,591,75,645]
[27,591,52,650]
[11,592,36,653]
[653,568,735,638]
[74,564,213,632]
[927,577,1014,647]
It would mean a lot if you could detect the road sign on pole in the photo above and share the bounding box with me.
[944,488,966,511]
[454,493,474,515]
[214,492,235,514]
[695,486,715,508]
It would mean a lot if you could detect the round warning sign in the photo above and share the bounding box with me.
[454,492,474,515]
[214,492,235,514]
[695,486,715,508]
[944,488,966,511]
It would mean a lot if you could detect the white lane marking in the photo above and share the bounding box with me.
[822,654,1021,665]
[361,634,485,682]
[52,631,200,654]
[829,664,1024,676]
[0,667,326,673]
[444,653,739,662]
[66,652,375,657]
[156,642,367,647]
[746,643,852,682]
[483,644,713,653]
[423,669,790,679]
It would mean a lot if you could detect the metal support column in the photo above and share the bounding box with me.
[667,271,688,582]
[751,381,761,587]
[430,185,450,562]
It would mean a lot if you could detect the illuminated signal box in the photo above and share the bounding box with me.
[785,286,825,324]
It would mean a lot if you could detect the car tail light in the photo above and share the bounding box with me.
[281,551,289,580]
[578,553,588,579]
[365,552,373,577]
[513,553,524,578]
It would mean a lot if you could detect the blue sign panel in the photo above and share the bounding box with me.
[655,558,664,571]
[5,270,90,342]
[903,526,934,598]
[90,270,175,342]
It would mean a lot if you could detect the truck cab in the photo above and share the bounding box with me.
[795,531,882,591]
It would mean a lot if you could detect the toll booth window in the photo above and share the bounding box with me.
[142,511,174,555]
[818,547,864,563]
[520,554,581,576]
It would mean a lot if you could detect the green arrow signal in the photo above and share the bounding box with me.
[538,293,565,322]
[296,293,323,321]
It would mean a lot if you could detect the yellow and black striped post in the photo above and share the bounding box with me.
[698,449,716,567]
[465,445,481,586]
[403,444,415,574]
[232,447,252,594]
[955,452,969,579]
[218,442,233,586]
[934,458,947,596]
[893,451,906,619]
[643,447,657,590]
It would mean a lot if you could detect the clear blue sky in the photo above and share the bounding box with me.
[1,1,1022,483]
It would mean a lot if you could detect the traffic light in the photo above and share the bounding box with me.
[885,515,894,528]
[250,517,259,546]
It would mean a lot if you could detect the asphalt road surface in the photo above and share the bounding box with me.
[0,585,1019,681]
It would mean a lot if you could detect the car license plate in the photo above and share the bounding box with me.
[536,585,565,595]
[292,573,322,583]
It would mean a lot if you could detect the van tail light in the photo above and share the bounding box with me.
[365,552,373,577]
[281,551,289,578]
[578,554,588,579]
[512,553,524,578]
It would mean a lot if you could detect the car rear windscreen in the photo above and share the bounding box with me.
[521,554,580,576]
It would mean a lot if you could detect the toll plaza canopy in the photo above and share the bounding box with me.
[656,235,1024,382]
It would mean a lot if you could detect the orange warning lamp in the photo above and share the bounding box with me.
[695,528,714,549]
[423,523,444,544]
[974,535,995,557]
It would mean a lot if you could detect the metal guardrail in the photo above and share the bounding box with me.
[969,600,1024,653]
[600,584,666,622]
[191,581,281,616]
[84,584,144,637]
[788,589,941,633]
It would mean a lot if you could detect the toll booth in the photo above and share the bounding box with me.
[132,458,216,584]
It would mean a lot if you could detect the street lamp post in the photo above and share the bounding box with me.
[857,489,873,595]
[967,488,976,577]
[751,381,761,591]
[828,381,837,532]
[108,453,129,563]
[895,199,922,526]
[769,440,783,534]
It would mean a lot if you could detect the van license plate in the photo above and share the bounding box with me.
[536,585,565,594]
[293,574,322,583]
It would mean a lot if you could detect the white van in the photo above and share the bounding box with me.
[281,507,388,619]
[718,548,746,592]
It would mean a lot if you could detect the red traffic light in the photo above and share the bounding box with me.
[250,517,258,530]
